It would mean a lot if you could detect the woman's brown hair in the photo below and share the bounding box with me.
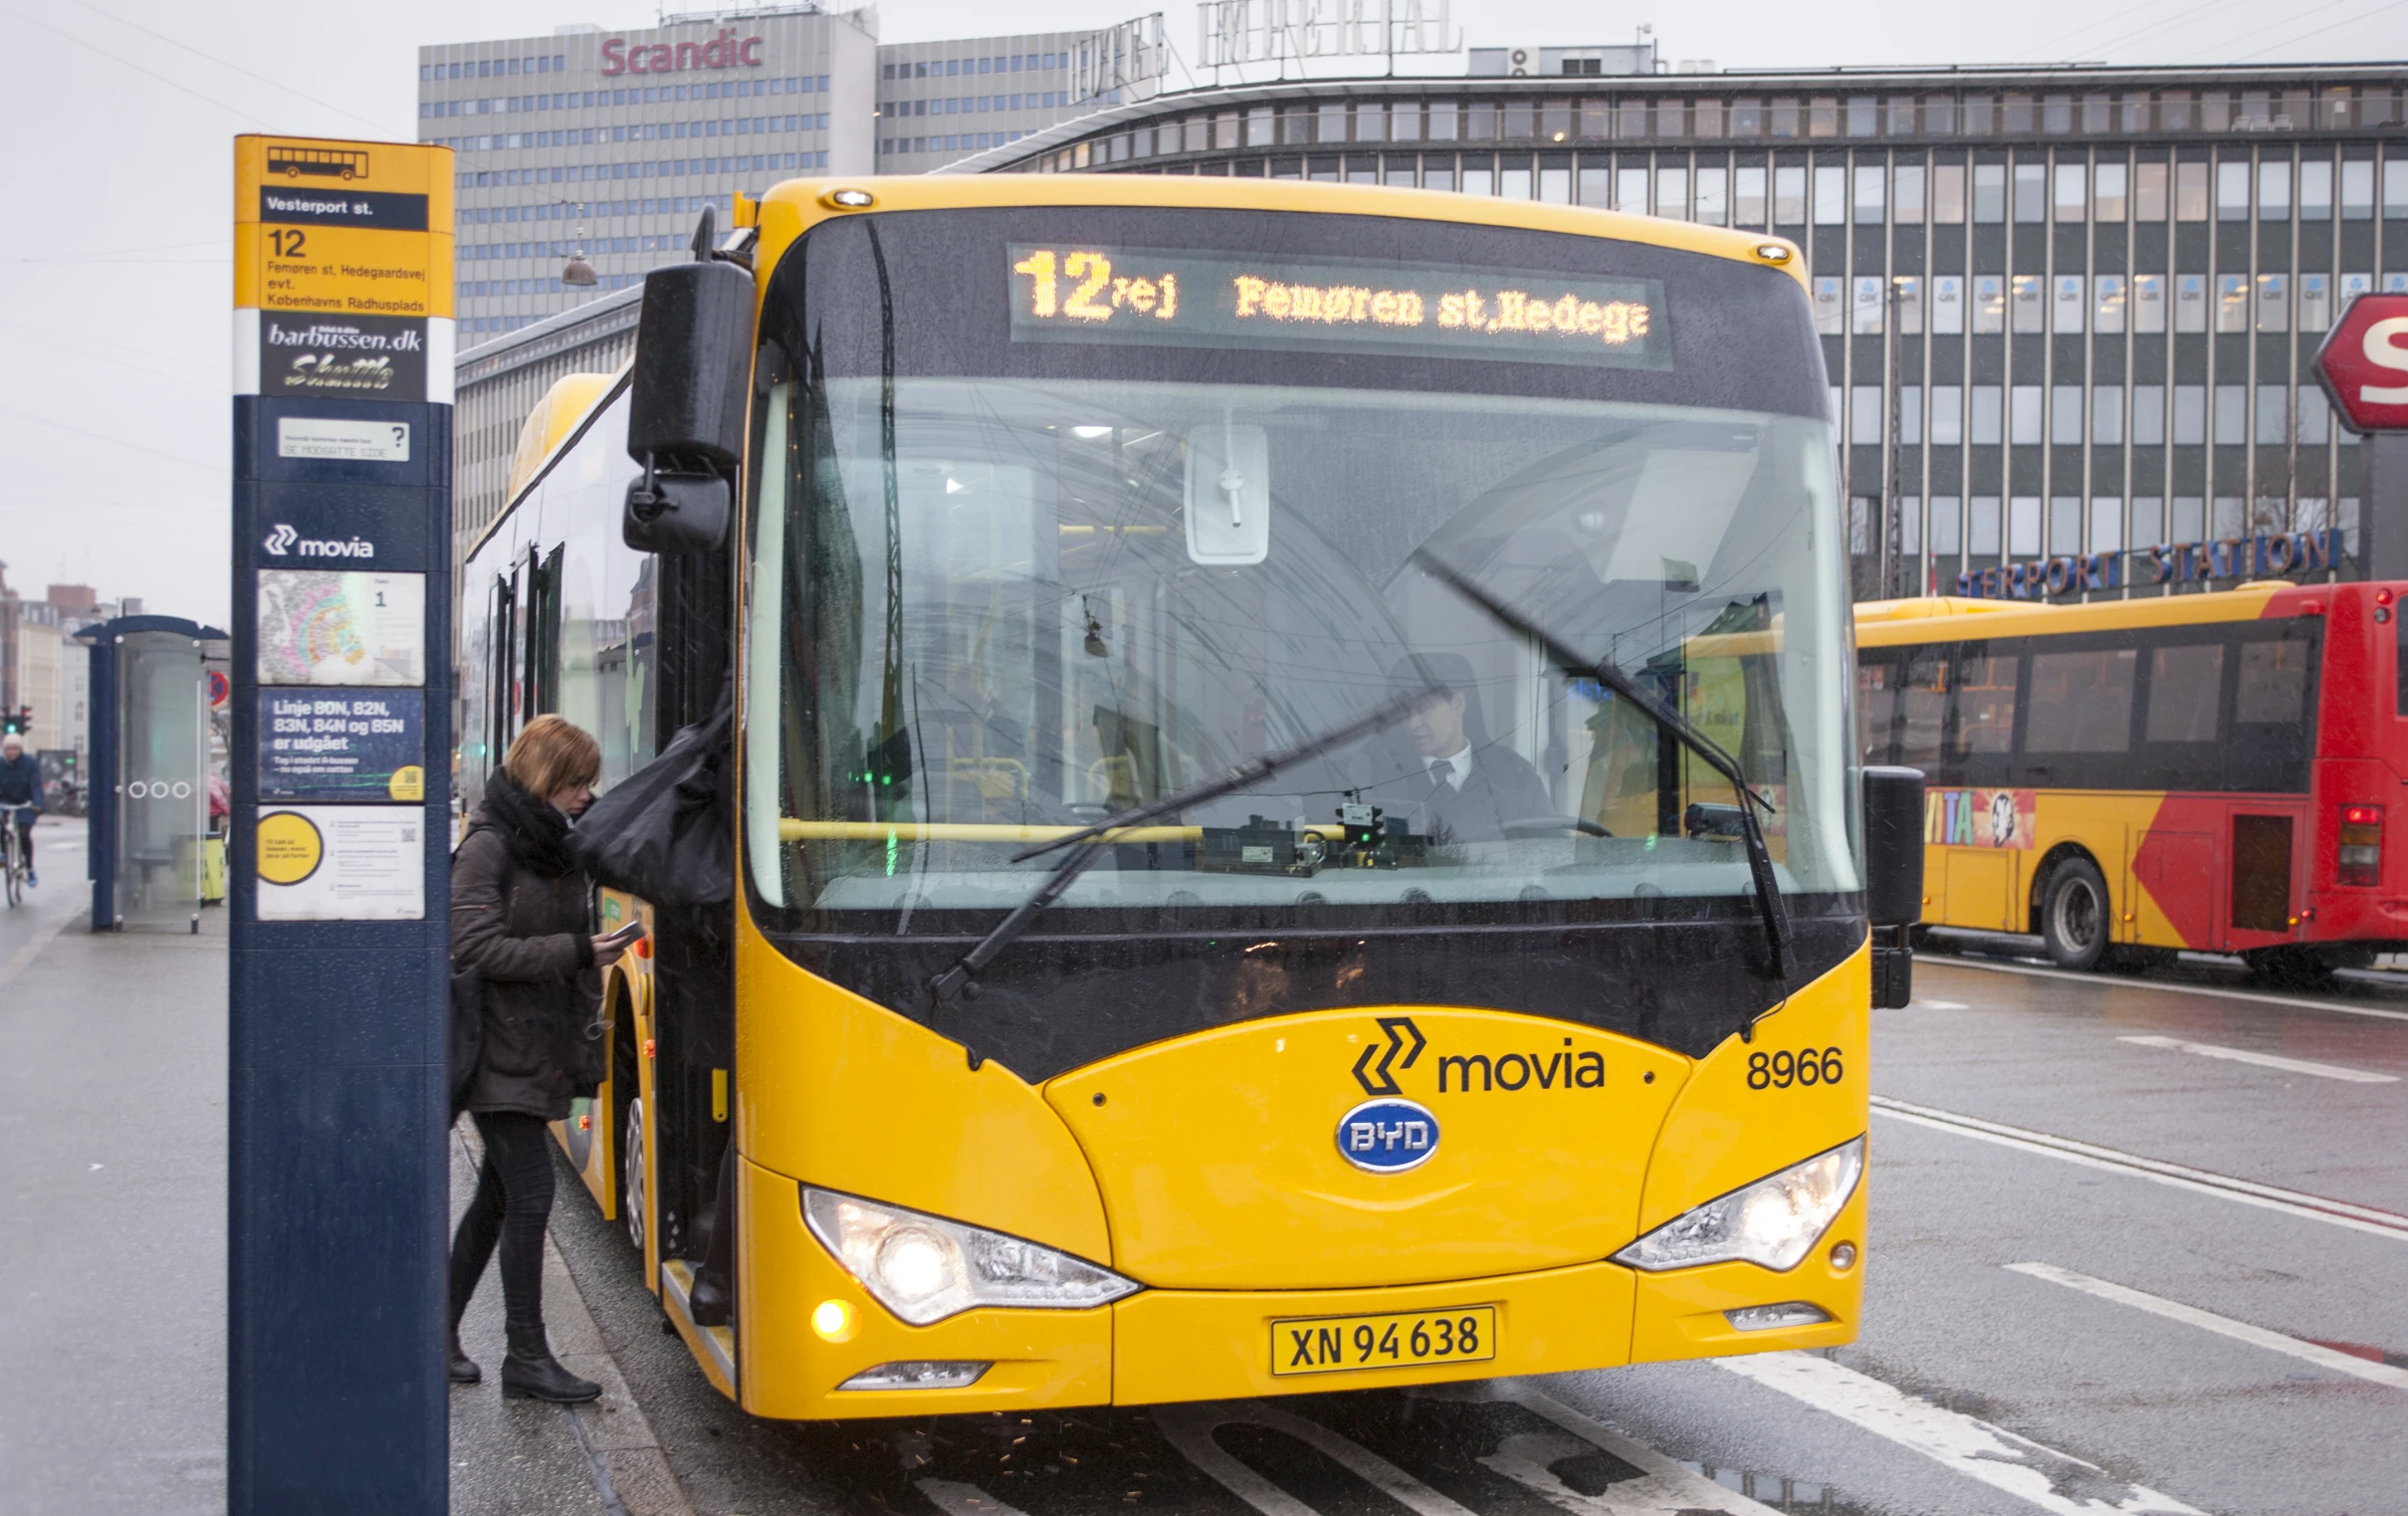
[504,715,601,799]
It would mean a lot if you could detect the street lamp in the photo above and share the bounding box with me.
[560,200,597,287]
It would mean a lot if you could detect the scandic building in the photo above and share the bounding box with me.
[449,47,2408,603]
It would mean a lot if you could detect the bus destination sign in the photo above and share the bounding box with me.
[1008,245,1669,369]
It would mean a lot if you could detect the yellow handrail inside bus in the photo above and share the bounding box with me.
[776,820,1352,845]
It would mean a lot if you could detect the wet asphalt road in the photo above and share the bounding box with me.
[546,943,2408,1516]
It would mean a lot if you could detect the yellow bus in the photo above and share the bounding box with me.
[1857,579,2402,985]
[460,174,1905,1419]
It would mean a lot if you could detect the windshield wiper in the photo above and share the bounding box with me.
[928,683,1436,1004]
[1411,549,1790,981]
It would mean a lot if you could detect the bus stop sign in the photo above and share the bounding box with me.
[2315,292,2408,434]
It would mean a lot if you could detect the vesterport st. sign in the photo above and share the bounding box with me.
[2314,292,2408,433]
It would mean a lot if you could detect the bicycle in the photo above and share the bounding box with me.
[0,809,25,908]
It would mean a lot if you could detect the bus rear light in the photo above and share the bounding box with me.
[2377,587,2397,607]
[2339,805,2383,886]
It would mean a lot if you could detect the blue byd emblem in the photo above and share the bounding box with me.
[1337,1098,1440,1174]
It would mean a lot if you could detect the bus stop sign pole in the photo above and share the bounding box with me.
[228,134,455,1515]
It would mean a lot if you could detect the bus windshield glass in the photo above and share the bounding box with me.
[744,206,1855,939]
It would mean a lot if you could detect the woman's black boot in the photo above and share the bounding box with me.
[501,1321,600,1403]
[448,1330,482,1385]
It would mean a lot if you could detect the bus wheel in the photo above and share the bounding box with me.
[621,1098,648,1257]
[2042,858,2110,971]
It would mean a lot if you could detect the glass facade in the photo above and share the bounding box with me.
[985,68,2408,600]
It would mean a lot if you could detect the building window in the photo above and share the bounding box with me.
[1695,100,1725,138]
[1540,166,1570,203]
[2012,162,2046,222]
[2011,274,2046,333]
[1731,98,1762,136]
[1885,97,1916,135]
[1654,99,1686,138]
[2299,386,2332,445]
[2011,386,2044,445]
[2175,273,2208,332]
[1895,275,1924,333]
[1854,164,1883,223]
[1813,277,1844,335]
[2257,385,2292,445]
[2042,96,2075,134]
[1770,98,1801,138]
[2216,274,2251,332]
[2213,385,2247,443]
[2385,160,2408,218]
[2092,386,2123,446]
[1971,385,2004,444]
[1809,97,1840,136]
[2010,497,2043,556]
[2049,498,2082,554]
[1932,275,1965,334]
[1972,163,2006,223]
[1930,385,1964,444]
[2132,385,2165,446]
[2259,159,2292,219]
[1577,166,1609,205]
[1617,100,1646,139]
[1813,164,1846,224]
[2054,163,2085,221]
[1970,497,2002,555]
[1923,96,1958,135]
[1894,163,1924,221]
[2299,159,2332,220]
[2300,272,2332,331]
[1775,165,1807,223]
[1427,102,1458,140]
[1696,165,1728,224]
[2258,274,2289,332]
[2341,159,2375,219]
[2051,386,2083,444]
[2176,161,2210,220]
[2003,95,2037,134]
[2216,159,2249,220]
[1656,166,1689,219]
[1736,165,1767,224]
[1852,277,1884,334]
[1850,385,1883,443]
[2054,275,2084,333]
[2093,161,2127,220]
[1847,97,1877,136]
[1933,162,1966,223]
[2134,160,2168,220]
[1974,275,2006,334]
[2096,274,2127,332]
[1617,166,1648,214]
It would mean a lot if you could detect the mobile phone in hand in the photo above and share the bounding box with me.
[601,920,647,948]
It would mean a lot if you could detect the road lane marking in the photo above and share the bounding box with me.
[918,1480,1034,1516]
[2005,1262,2408,1392]
[1495,1385,1783,1515]
[1156,1401,1476,1516]
[1710,1352,2202,1515]
[2114,1033,2398,1083]
[1924,952,2408,1023]
[1909,998,1970,1010]
[1870,1096,2408,1242]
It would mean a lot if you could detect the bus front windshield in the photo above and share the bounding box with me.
[744,209,1856,945]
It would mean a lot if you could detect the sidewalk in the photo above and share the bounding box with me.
[0,819,674,1516]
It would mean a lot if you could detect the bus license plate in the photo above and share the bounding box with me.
[1270,1306,1497,1377]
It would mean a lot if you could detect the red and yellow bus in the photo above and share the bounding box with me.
[1857,579,2405,984]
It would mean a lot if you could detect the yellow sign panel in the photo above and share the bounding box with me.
[257,810,326,885]
[234,135,454,319]
[387,764,426,802]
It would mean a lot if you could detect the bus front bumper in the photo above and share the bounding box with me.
[735,1156,1864,1420]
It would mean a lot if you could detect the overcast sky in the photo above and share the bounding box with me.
[2,0,2400,627]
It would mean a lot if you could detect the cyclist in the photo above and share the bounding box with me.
[0,733,40,888]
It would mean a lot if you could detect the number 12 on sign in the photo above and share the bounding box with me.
[1013,249,1180,324]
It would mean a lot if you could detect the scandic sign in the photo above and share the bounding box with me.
[601,29,764,76]
[2314,292,2408,433]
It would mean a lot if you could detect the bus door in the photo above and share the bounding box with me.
[2227,807,2305,946]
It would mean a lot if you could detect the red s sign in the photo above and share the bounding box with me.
[2314,291,2408,433]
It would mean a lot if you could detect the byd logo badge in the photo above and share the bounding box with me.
[1336,1098,1439,1174]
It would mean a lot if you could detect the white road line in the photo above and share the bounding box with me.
[2004,1262,2408,1392]
[1497,1384,1783,1516]
[1155,1402,1476,1516]
[1711,1352,2202,1516]
[1870,1096,2408,1242]
[1925,951,2408,1023]
[917,1480,1035,1516]
[2115,1032,2398,1083]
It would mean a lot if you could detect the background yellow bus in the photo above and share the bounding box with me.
[462,174,1898,1419]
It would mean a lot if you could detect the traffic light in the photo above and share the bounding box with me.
[0,707,30,737]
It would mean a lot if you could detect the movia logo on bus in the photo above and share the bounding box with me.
[2315,291,2408,434]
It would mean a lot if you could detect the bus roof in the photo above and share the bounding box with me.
[751,174,1808,293]
[1854,582,2318,646]
[502,370,622,511]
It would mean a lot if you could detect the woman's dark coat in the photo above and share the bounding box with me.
[452,772,600,1122]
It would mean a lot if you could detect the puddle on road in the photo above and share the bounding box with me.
[1679,1461,1866,1513]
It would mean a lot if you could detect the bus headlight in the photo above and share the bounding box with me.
[802,1188,1142,1326]
[1611,1137,1863,1273]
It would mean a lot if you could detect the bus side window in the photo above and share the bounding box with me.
[2025,646,2136,757]
[1895,648,1950,775]
[530,543,564,716]
[2143,642,2222,744]
[1856,653,1897,764]
[2234,636,2309,726]
[1950,644,2020,762]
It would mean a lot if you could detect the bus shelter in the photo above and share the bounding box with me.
[75,615,225,932]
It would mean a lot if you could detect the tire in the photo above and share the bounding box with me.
[620,1097,648,1257]
[2041,857,2110,971]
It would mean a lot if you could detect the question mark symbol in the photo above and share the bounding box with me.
[391,425,406,448]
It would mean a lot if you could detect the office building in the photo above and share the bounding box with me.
[419,5,877,341]
[957,63,2408,598]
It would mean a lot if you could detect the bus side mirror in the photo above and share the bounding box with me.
[623,223,755,555]
[1862,765,1926,1009]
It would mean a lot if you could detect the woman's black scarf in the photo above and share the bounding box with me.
[483,769,578,879]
